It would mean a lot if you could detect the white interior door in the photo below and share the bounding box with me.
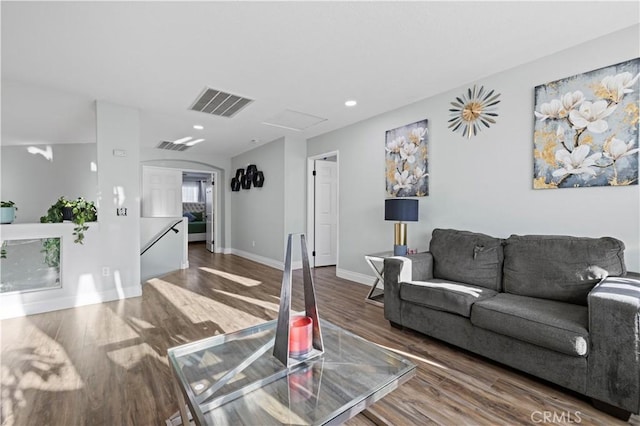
[142,166,182,217]
[314,160,337,266]
[205,182,214,253]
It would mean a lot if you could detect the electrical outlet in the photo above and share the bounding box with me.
[252,240,256,247]
[116,208,127,216]
[102,267,110,277]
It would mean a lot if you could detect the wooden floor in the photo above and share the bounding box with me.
[2,243,639,425]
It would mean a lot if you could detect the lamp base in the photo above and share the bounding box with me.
[393,245,408,256]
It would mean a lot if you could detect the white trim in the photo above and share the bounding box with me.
[336,268,377,287]
[307,150,340,270]
[188,233,206,242]
[230,249,302,271]
[0,286,142,320]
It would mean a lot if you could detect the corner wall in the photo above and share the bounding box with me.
[0,101,142,319]
[231,138,286,266]
[308,24,640,279]
[230,136,307,269]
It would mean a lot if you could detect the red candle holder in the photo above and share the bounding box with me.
[289,316,313,357]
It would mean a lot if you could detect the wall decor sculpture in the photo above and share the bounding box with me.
[533,58,639,189]
[448,85,501,139]
[385,119,429,197]
[231,164,265,191]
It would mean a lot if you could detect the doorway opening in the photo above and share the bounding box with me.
[181,171,216,253]
[306,151,339,269]
[141,165,219,255]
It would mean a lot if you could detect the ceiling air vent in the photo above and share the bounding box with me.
[156,141,190,151]
[189,87,253,118]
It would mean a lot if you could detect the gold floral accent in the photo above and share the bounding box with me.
[592,82,613,102]
[580,134,594,146]
[385,160,396,182]
[624,103,639,126]
[534,130,559,167]
[533,177,557,189]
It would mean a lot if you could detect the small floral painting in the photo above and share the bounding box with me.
[533,58,639,189]
[385,119,429,197]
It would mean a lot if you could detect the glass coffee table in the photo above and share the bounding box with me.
[167,318,415,425]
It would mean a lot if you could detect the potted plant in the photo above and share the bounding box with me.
[40,197,98,244]
[39,197,97,269]
[1,201,18,224]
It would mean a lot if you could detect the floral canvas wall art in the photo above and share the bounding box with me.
[533,58,639,189]
[385,119,428,197]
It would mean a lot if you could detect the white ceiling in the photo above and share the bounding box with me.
[2,1,639,158]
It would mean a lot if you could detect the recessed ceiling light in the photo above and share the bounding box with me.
[345,100,357,107]
[186,139,204,146]
[173,136,193,144]
[193,125,204,130]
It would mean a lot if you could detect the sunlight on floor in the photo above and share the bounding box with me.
[147,278,265,329]
[83,304,140,346]
[212,288,280,312]
[107,342,168,369]
[199,267,262,287]
[378,344,449,370]
[1,324,84,423]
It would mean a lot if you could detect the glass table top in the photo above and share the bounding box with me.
[168,318,415,425]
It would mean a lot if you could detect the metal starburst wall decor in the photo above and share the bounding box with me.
[448,85,501,139]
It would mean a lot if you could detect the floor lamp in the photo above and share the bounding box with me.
[385,198,419,256]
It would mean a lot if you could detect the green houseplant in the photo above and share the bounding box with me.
[40,196,98,244]
[1,200,18,224]
[39,197,97,268]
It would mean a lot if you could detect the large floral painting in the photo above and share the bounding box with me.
[385,119,428,197]
[533,58,639,189]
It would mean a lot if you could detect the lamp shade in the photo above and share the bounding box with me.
[385,199,418,222]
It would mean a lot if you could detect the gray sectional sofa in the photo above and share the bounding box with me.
[383,228,640,419]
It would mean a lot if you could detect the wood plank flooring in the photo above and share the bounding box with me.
[1,243,639,425]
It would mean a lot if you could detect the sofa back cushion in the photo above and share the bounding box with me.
[503,234,626,305]
[429,229,504,291]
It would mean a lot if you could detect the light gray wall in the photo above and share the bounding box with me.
[284,136,308,260]
[229,136,308,265]
[308,24,640,274]
[231,138,286,262]
[1,143,98,223]
[95,100,141,292]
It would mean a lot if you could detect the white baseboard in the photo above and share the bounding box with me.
[336,268,377,287]
[229,249,302,271]
[0,285,142,320]
[188,233,206,242]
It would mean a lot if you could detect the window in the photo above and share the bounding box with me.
[182,181,205,203]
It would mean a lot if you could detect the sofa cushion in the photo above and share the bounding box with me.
[400,279,498,318]
[429,228,504,291]
[503,234,626,305]
[471,293,589,357]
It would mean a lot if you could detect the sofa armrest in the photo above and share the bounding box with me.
[588,275,640,413]
[383,252,434,324]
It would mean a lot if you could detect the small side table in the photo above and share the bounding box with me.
[364,251,395,306]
